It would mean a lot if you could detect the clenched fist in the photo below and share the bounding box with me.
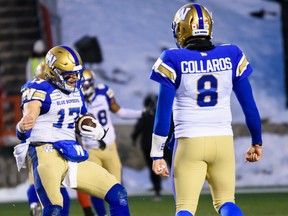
[245,145,262,162]
[18,115,34,132]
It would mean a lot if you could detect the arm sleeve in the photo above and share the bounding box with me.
[233,78,262,144]
[153,84,175,136]
[115,108,142,119]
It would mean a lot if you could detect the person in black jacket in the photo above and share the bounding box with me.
[131,94,172,201]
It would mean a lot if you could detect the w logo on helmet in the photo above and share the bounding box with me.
[175,7,191,23]
[46,51,57,68]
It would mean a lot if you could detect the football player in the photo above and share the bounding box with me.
[76,68,142,216]
[150,3,263,216]
[24,61,71,216]
[14,45,131,216]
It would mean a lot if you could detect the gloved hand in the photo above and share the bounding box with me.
[99,140,107,150]
[80,118,107,140]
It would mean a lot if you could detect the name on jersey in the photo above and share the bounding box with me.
[181,57,232,73]
[57,98,80,106]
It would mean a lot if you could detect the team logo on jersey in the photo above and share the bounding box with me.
[43,146,54,153]
[73,145,86,156]
[22,88,36,101]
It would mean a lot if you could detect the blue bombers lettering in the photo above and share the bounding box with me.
[57,98,80,106]
[181,57,232,73]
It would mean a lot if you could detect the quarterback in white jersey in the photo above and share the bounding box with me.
[76,68,142,216]
[14,45,131,216]
[150,4,263,216]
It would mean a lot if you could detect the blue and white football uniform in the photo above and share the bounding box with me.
[150,44,262,215]
[81,83,122,182]
[151,44,252,139]
[21,79,120,212]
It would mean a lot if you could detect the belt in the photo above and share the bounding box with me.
[30,142,53,146]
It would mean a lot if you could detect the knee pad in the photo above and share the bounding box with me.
[105,183,130,216]
[42,205,62,216]
[219,202,243,216]
[176,210,193,216]
[105,183,128,206]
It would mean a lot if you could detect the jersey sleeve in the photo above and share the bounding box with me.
[21,78,48,107]
[20,78,54,115]
[232,45,253,84]
[150,50,178,89]
[96,83,113,107]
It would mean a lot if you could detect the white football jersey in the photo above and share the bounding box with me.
[21,78,87,142]
[81,83,116,150]
[150,44,252,138]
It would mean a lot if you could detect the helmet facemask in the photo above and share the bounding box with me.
[53,67,84,93]
[45,46,85,93]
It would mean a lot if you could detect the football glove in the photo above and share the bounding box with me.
[80,118,107,140]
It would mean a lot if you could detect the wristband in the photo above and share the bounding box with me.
[252,143,262,147]
[152,157,162,160]
[16,122,32,141]
[150,133,167,158]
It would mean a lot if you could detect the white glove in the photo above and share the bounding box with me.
[80,118,107,140]
[13,140,30,172]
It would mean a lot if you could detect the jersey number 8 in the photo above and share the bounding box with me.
[197,75,218,107]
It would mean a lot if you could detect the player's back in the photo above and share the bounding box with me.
[165,44,252,138]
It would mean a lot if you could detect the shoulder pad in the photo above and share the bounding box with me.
[21,78,52,92]
[96,83,107,89]
[21,79,54,102]
[96,83,114,98]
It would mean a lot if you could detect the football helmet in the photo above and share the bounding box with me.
[44,45,85,92]
[34,61,46,79]
[172,3,213,48]
[81,68,96,97]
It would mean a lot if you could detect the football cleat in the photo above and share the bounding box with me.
[172,3,213,48]
[30,203,42,216]
[44,45,85,92]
